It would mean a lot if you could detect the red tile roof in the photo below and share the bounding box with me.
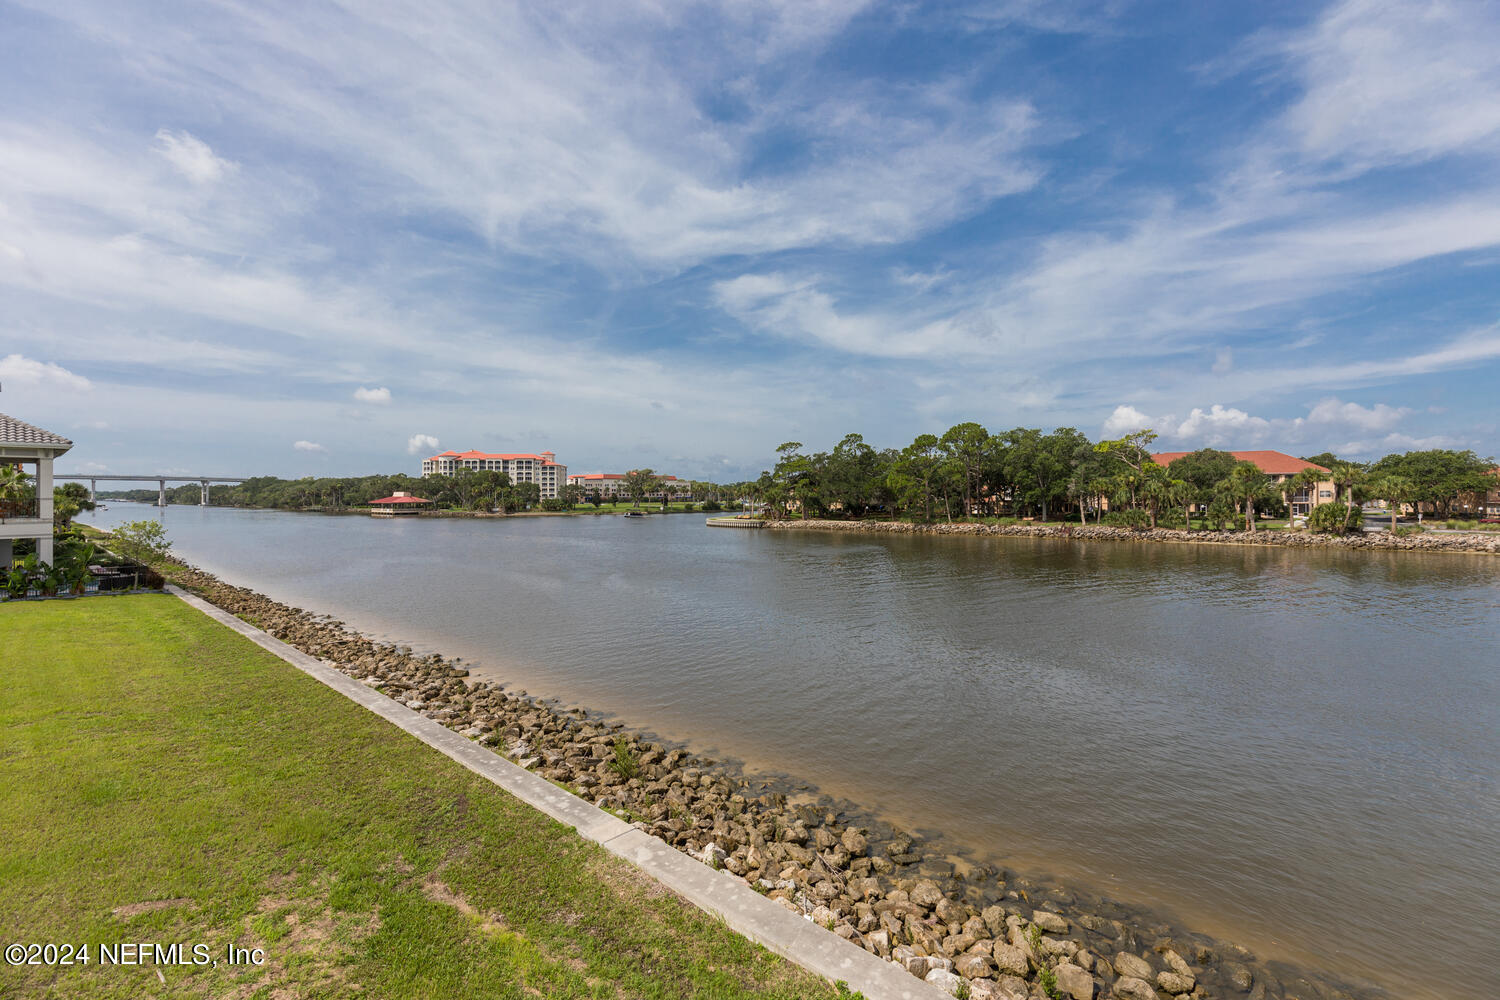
[371,495,432,504]
[426,450,562,465]
[1151,450,1331,476]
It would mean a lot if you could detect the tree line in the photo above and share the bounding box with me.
[723,426,1495,533]
[86,428,1494,530]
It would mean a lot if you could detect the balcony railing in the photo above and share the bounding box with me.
[0,497,41,521]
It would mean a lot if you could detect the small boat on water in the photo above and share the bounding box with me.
[622,510,646,517]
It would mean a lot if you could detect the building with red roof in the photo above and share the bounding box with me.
[421,450,566,499]
[566,472,690,500]
[1151,450,1337,516]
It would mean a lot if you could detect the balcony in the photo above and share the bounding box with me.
[0,497,41,522]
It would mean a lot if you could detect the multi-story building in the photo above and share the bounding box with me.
[421,450,566,499]
[1150,450,1336,516]
[1,412,72,568]
[566,473,690,500]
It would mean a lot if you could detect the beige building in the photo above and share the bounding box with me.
[1151,450,1336,516]
[567,473,689,500]
[421,450,566,499]
[1,412,72,567]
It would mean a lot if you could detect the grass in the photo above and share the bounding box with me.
[0,596,837,1000]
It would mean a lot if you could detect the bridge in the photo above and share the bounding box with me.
[54,474,249,507]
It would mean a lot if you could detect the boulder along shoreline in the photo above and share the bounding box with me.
[761,518,1500,554]
[160,557,1382,1000]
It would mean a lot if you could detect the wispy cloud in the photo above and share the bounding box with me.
[0,354,92,391]
[153,129,236,185]
[293,440,327,454]
[353,386,391,404]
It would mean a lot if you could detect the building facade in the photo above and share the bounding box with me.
[566,473,689,500]
[421,450,566,499]
[1150,450,1336,516]
[1,412,73,567]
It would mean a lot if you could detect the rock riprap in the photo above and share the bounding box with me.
[156,557,1381,1000]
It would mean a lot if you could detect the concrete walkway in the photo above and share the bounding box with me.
[167,585,946,1000]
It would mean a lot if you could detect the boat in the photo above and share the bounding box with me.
[622,510,646,517]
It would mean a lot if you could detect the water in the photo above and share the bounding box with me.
[82,504,1500,998]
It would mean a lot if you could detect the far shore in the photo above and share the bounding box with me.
[760,517,1500,555]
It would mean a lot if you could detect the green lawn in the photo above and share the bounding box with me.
[0,596,835,1000]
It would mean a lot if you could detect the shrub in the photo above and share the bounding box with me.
[701,500,722,512]
[608,736,640,781]
[111,520,172,564]
[1308,503,1363,535]
[1101,509,1152,530]
[1204,498,1237,530]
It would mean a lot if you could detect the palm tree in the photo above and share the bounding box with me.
[1286,467,1326,525]
[1224,462,1273,531]
[1329,462,1367,518]
[1366,473,1414,531]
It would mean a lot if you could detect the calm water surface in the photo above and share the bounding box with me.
[84,505,1500,998]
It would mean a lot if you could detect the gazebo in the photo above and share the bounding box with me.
[369,492,433,517]
[1,412,74,568]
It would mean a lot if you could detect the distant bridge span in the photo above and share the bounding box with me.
[54,474,249,507]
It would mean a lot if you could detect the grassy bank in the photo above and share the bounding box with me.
[0,597,837,1000]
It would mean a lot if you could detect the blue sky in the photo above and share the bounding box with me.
[2,0,1498,480]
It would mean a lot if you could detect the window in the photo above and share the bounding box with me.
[1319,490,1332,498]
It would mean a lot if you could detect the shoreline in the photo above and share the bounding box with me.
[762,518,1500,554]
[148,552,1388,1000]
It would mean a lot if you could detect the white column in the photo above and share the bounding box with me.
[89,479,97,504]
[159,479,167,507]
[201,481,209,505]
[38,455,55,565]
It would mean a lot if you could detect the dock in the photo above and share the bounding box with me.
[705,516,764,529]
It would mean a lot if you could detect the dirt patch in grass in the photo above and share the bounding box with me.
[422,875,510,935]
[111,897,193,918]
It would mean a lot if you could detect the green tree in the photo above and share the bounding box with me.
[622,468,661,508]
[1221,462,1275,531]
[111,520,172,564]
[1369,449,1494,518]
[1094,428,1158,510]
[939,422,991,519]
[1005,427,1087,521]
[887,434,943,522]
[53,481,96,530]
[1328,461,1368,518]
[560,484,584,510]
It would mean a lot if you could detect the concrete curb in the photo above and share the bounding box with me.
[166,586,948,1000]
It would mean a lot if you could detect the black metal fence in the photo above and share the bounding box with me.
[0,497,41,520]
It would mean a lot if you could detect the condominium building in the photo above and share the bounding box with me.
[566,473,690,500]
[421,450,566,499]
[1151,450,1335,516]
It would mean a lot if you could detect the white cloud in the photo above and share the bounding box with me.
[1101,404,1155,438]
[0,353,92,391]
[353,386,391,404]
[153,129,235,185]
[1174,405,1271,445]
[293,440,326,453]
[1212,347,1234,375]
[1304,397,1409,432]
[407,433,439,455]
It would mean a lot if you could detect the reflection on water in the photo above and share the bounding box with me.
[85,504,1500,999]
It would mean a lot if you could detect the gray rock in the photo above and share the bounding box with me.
[1162,950,1193,979]
[1157,970,1195,994]
[924,968,963,996]
[841,828,869,855]
[992,942,1030,977]
[518,756,541,769]
[911,879,946,908]
[866,928,891,957]
[1113,952,1154,980]
[954,952,993,979]
[1225,962,1254,992]
[1112,976,1157,1000]
[982,904,1007,937]
[992,975,1030,1000]
[1054,962,1095,1000]
[1032,909,1069,935]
